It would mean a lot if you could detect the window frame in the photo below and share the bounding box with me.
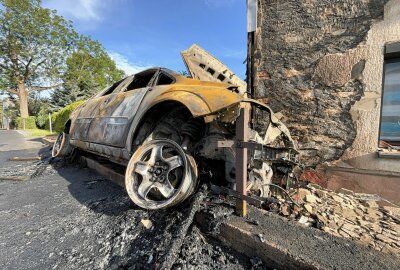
[124,69,159,92]
[153,70,176,86]
[378,42,400,151]
[96,77,127,97]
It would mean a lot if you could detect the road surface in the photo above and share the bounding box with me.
[0,130,257,270]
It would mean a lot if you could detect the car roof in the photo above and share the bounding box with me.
[133,67,180,77]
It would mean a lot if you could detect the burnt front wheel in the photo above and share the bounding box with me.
[125,139,198,210]
[52,132,73,158]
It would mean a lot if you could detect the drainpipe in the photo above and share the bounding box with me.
[247,0,257,98]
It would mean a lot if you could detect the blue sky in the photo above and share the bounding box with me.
[43,0,247,78]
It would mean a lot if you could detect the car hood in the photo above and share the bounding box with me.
[181,44,247,95]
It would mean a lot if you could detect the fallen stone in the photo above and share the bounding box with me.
[341,223,360,232]
[257,233,265,243]
[304,204,313,213]
[305,194,319,203]
[342,209,357,221]
[338,188,354,196]
[375,233,394,244]
[298,215,308,224]
[140,219,153,230]
[293,188,311,201]
[383,206,400,217]
[361,200,379,209]
[339,227,359,239]
[280,205,290,216]
[316,214,328,225]
[332,195,344,204]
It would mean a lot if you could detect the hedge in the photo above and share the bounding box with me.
[16,116,37,129]
[47,100,85,133]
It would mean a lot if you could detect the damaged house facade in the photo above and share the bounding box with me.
[252,0,400,202]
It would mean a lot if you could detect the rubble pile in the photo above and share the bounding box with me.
[267,184,400,255]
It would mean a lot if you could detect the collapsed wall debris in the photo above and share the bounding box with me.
[265,183,400,256]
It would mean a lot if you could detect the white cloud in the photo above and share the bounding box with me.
[108,52,151,76]
[43,0,106,22]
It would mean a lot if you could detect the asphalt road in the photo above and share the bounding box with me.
[0,130,259,270]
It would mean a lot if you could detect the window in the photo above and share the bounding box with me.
[379,43,400,146]
[217,73,226,82]
[100,78,125,96]
[155,73,174,86]
[207,67,215,75]
[126,70,156,91]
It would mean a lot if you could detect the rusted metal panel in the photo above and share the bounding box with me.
[153,88,243,117]
[88,87,149,147]
[235,106,249,217]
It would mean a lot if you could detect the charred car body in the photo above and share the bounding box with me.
[53,45,300,210]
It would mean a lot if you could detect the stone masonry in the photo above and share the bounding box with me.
[253,0,392,165]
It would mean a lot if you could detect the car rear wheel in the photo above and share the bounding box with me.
[125,139,198,210]
[52,132,73,158]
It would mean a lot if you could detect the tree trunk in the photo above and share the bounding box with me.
[18,82,29,118]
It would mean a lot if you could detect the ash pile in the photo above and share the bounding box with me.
[263,183,400,256]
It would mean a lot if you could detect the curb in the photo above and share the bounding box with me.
[41,137,55,146]
[196,205,400,270]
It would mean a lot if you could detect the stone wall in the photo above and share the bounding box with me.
[254,0,400,166]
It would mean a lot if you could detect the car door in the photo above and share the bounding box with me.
[70,78,125,142]
[88,69,159,147]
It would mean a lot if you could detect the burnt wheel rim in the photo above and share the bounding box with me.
[52,133,65,157]
[125,139,197,210]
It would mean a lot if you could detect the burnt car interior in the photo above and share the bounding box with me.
[126,70,157,91]
[155,72,175,85]
[101,78,125,96]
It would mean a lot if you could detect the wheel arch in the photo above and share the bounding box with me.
[64,119,72,134]
[127,100,195,154]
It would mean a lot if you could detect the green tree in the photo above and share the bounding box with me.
[0,0,76,117]
[51,36,125,109]
[36,101,50,128]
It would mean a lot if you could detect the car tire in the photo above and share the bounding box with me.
[52,132,74,158]
[125,139,198,210]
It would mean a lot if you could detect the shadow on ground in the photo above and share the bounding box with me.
[44,148,259,269]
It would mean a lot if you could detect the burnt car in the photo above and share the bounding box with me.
[52,46,300,210]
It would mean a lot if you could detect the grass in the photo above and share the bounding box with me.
[23,129,56,137]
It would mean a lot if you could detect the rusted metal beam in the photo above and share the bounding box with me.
[235,106,250,217]
[78,156,125,187]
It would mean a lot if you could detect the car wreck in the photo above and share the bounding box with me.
[52,44,300,210]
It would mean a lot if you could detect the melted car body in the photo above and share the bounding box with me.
[53,45,299,209]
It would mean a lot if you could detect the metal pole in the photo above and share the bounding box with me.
[235,106,249,217]
[48,113,52,133]
[1,99,5,130]
[1,100,3,129]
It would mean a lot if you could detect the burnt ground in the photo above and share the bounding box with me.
[0,130,266,270]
